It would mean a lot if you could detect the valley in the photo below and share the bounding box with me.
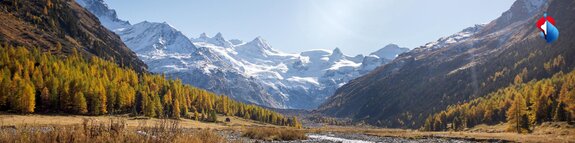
[77,0,409,109]
[0,0,574,142]
[319,0,575,129]
[1,114,573,142]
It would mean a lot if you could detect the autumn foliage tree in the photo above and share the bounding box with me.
[0,45,298,127]
[424,71,575,132]
[506,93,530,133]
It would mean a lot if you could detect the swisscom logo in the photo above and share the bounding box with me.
[536,13,559,43]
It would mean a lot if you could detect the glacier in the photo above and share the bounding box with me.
[77,0,409,109]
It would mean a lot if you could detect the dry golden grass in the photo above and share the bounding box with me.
[0,114,290,143]
[215,114,273,128]
[2,115,571,142]
[0,114,275,130]
[242,127,307,141]
[0,117,225,143]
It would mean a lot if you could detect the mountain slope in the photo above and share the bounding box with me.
[188,35,408,109]
[0,0,297,126]
[0,44,296,127]
[75,0,130,30]
[77,0,408,109]
[319,0,574,128]
[423,69,575,131]
[0,0,146,72]
[76,0,284,108]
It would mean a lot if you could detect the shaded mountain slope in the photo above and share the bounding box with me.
[0,0,146,72]
[319,0,575,128]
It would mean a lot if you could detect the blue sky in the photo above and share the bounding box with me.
[105,0,515,55]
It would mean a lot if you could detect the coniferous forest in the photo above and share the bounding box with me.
[0,44,301,128]
[423,70,575,132]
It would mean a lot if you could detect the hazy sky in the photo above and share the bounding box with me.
[105,0,515,55]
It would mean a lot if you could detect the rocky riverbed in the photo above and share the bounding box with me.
[218,131,479,143]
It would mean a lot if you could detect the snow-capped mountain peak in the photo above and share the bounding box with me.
[117,21,197,56]
[76,0,130,30]
[199,33,209,39]
[214,32,224,39]
[191,32,233,48]
[328,47,345,62]
[78,0,410,109]
[211,32,233,48]
[247,37,272,50]
[191,33,210,42]
[370,44,410,59]
[233,37,279,59]
[332,47,343,56]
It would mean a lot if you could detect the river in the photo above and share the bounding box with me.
[220,130,480,143]
[301,133,477,143]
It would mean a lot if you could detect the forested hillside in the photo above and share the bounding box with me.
[319,0,575,129]
[0,0,146,72]
[0,44,300,127]
[424,70,575,132]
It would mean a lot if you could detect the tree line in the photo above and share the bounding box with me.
[423,69,575,132]
[0,44,301,128]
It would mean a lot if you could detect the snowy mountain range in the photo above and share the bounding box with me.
[77,0,409,109]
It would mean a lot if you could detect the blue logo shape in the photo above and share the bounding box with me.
[537,13,559,43]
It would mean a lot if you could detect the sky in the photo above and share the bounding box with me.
[105,0,515,55]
